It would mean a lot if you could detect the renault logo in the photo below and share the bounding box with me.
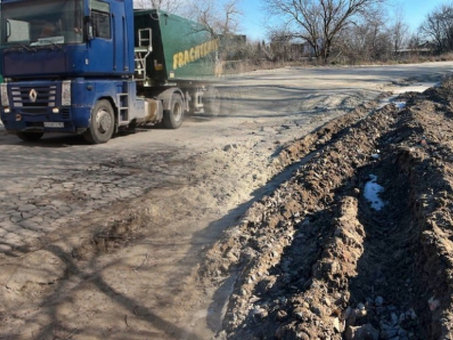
[29,89,38,103]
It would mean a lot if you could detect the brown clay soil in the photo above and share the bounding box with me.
[202,78,453,339]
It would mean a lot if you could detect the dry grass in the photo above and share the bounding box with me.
[222,52,453,75]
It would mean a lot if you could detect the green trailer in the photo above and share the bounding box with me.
[132,9,221,118]
[134,9,219,83]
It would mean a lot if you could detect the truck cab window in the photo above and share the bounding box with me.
[91,11,111,39]
[1,0,84,46]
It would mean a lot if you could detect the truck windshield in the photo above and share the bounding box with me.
[1,0,84,47]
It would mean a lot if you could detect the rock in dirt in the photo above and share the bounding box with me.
[345,324,379,340]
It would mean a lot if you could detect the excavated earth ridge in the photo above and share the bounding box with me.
[202,78,453,339]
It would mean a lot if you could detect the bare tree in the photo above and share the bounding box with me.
[135,0,243,73]
[420,4,453,53]
[334,6,392,63]
[388,5,409,54]
[182,0,242,66]
[134,0,241,40]
[361,6,390,60]
[184,0,241,37]
[133,0,185,13]
[263,0,386,62]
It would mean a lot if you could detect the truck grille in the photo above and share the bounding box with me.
[11,85,57,107]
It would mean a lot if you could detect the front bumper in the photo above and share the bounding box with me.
[0,106,90,133]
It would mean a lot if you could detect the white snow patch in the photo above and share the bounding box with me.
[377,97,407,110]
[364,174,385,211]
[371,150,381,159]
[378,82,437,110]
[394,101,407,110]
[377,96,407,110]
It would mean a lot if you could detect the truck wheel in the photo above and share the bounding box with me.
[162,93,184,129]
[204,87,221,117]
[16,132,44,142]
[83,99,115,144]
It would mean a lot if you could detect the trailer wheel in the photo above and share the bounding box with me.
[16,132,44,142]
[162,93,184,129]
[204,87,221,117]
[83,99,115,144]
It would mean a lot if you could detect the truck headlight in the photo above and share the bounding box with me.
[61,80,71,106]
[1,83,9,107]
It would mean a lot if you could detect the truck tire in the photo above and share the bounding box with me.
[83,99,115,144]
[204,87,221,117]
[16,131,44,142]
[162,93,184,129]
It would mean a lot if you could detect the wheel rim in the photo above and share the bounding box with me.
[172,101,182,122]
[95,107,113,134]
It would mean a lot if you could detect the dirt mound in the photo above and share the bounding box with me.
[202,79,453,339]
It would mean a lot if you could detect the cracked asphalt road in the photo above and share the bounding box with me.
[0,61,451,254]
[0,62,453,340]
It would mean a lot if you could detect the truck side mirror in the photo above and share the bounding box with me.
[85,18,94,41]
[88,24,94,40]
[6,20,11,38]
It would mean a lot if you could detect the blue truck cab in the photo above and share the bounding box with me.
[0,0,218,143]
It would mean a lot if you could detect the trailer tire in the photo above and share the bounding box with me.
[204,87,221,117]
[83,99,115,144]
[16,132,44,142]
[162,93,184,129]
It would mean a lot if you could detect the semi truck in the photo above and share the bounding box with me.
[0,0,221,143]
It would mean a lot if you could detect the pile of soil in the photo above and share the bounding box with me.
[202,78,453,339]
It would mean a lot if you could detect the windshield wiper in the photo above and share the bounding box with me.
[20,44,31,51]
[20,44,37,52]
[11,44,37,52]
[37,40,63,51]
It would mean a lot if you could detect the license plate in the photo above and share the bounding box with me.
[44,122,64,128]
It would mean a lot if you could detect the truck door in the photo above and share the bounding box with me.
[87,0,114,73]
